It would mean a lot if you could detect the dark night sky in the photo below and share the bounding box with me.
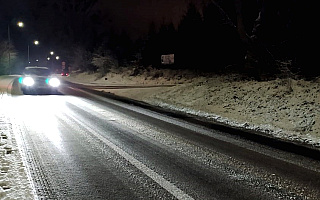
[96,0,205,39]
[1,0,205,41]
[1,0,316,76]
[0,0,206,64]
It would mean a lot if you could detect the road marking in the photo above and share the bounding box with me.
[69,110,194,200]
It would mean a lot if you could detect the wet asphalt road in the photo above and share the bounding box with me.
[8,83,320,199]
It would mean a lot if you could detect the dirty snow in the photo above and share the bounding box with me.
[66,67,320,148]
[0,95,35,200]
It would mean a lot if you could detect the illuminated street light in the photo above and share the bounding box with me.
[47,57,50,61]
[28,40,40,65]
[50,51,54,55]
[17,21,24,27]
[56,56,60,60]
[8,21,24,74]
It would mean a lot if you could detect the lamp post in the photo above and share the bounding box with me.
[28,40,39,66]
[12,21,40,66]
[47,51,60,71]
[7,25,11,74]
[7,21,24,74]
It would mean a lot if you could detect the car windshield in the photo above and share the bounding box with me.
[23,68,52,76]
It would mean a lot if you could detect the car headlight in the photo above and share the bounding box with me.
[20,77,35,86]
[47,77,60,87]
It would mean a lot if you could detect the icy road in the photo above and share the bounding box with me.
[5,84,320,199]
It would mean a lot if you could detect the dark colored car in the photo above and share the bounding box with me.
[19,66,61,94]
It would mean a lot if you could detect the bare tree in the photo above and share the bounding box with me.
[209,0,283,79]
[234,0,278,79]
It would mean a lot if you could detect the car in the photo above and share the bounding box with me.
[61,71,69,76]
[19,66,61,94]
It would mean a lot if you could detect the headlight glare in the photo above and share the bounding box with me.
[48,77,60,87]
[22,77,35,86]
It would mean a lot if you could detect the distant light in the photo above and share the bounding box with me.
[56,56,60,60]
[34,40,39,45]
[36,59,39,62]
[50,51,54,55]
[17,22,24,27]
[47,57,50,60]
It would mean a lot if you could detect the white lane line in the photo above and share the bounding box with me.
[69,112,194,200]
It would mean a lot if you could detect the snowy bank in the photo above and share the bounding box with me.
[65,67,320,148]
[0,95,35,199]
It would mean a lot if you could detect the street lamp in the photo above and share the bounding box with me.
[7,21,24,74]
[28,40,39,65]
[47,51,61,72]
[17,21,24,28]
[7,25,11,73]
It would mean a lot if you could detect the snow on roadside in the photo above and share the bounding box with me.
[149,100,320,147]
[145,75,320,148]
[0,95,35,200]
[66,68,320,148]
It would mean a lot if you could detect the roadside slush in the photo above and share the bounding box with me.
[0,76,13,97]
[0,75,22,97]
[0,75,35,199]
